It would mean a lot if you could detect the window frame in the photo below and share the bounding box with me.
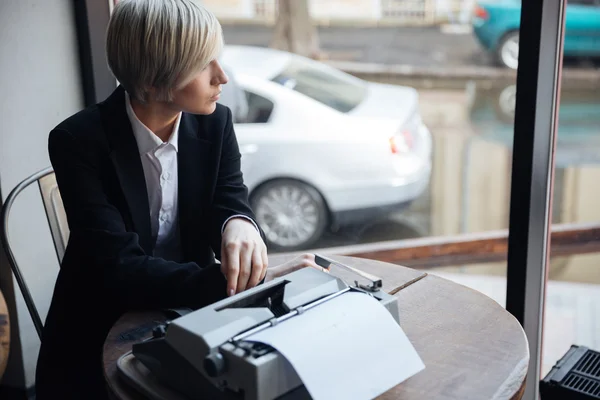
[74,0,116,106]
[505,0,567,398]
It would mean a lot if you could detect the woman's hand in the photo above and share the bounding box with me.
[221,218,268,296]
[265,254,328,282]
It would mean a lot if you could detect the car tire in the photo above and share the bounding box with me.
[493,84,517,124]
[250,179,328,251]
[496,31,520,70]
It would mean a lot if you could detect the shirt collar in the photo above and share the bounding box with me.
[125,91,181,154]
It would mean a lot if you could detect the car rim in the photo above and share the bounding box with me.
[501,35,519,69]
[254,185,320,248]
[498,84,517,119]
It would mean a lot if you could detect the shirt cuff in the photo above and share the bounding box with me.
[222,214,260,234]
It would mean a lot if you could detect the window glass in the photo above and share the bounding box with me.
[210,0,526,272]
[244,90,274,124]
[271,57,368,113]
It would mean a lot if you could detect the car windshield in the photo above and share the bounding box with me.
[271,57,368,113]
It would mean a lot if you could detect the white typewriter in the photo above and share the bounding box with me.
[117,255,403,400]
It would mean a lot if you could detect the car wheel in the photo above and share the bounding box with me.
[497,31,519,70]
[493,84,517,123]
[250,180,328,251]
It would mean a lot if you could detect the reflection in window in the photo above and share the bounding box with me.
[271,57,368,113]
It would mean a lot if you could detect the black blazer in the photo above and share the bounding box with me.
[35,86,261,399]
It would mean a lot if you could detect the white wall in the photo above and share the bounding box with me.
[0,0,83,389]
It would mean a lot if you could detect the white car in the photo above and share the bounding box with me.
[219,45,432,251]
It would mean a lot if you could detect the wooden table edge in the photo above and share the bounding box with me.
[510,377,527,400]
[390,272,530,400]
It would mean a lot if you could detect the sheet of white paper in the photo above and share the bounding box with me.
[245,292,425,400]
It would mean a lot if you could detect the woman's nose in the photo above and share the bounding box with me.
[213,61,229,85]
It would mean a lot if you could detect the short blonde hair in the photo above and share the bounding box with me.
[106,0,223,102]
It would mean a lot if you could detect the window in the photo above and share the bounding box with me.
[244,90,274,124]
[271,57,368,113]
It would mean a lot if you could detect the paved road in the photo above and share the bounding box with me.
[222,24,600,69]
[222,24,489,67]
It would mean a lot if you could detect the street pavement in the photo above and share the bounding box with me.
[222,24,488,68]
[222,24,600,70]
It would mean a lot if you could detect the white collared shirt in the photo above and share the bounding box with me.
[125,92,258,262]
[125,93,183,261]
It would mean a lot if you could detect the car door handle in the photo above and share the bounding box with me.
[240,144,258,155]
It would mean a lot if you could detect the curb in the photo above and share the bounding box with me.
[325,60,600,90]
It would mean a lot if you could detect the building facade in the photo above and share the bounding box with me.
[200,0,475,25]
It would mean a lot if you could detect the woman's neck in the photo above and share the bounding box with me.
[130,98,180,142]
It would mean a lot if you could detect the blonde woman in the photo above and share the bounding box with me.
[35,1,320,398]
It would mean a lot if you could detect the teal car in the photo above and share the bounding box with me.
[472,0,600,69]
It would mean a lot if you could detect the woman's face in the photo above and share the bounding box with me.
[170,59,229,115]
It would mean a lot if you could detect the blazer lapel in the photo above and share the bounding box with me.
[99,87,154,254]
[178,113,213,262]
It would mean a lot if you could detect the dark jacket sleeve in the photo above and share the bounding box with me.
[208,107,265,256]
[49,128,226,310]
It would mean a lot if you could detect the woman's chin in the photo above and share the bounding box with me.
[190,102,217,115]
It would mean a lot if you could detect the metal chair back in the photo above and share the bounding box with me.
[0,167,69,339]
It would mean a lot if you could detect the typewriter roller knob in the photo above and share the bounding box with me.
[152,325,167,339]
[204,352,225,377]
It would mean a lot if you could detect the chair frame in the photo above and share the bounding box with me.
[1,166,58,340]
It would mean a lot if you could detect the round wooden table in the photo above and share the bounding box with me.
[103,255,529,400]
